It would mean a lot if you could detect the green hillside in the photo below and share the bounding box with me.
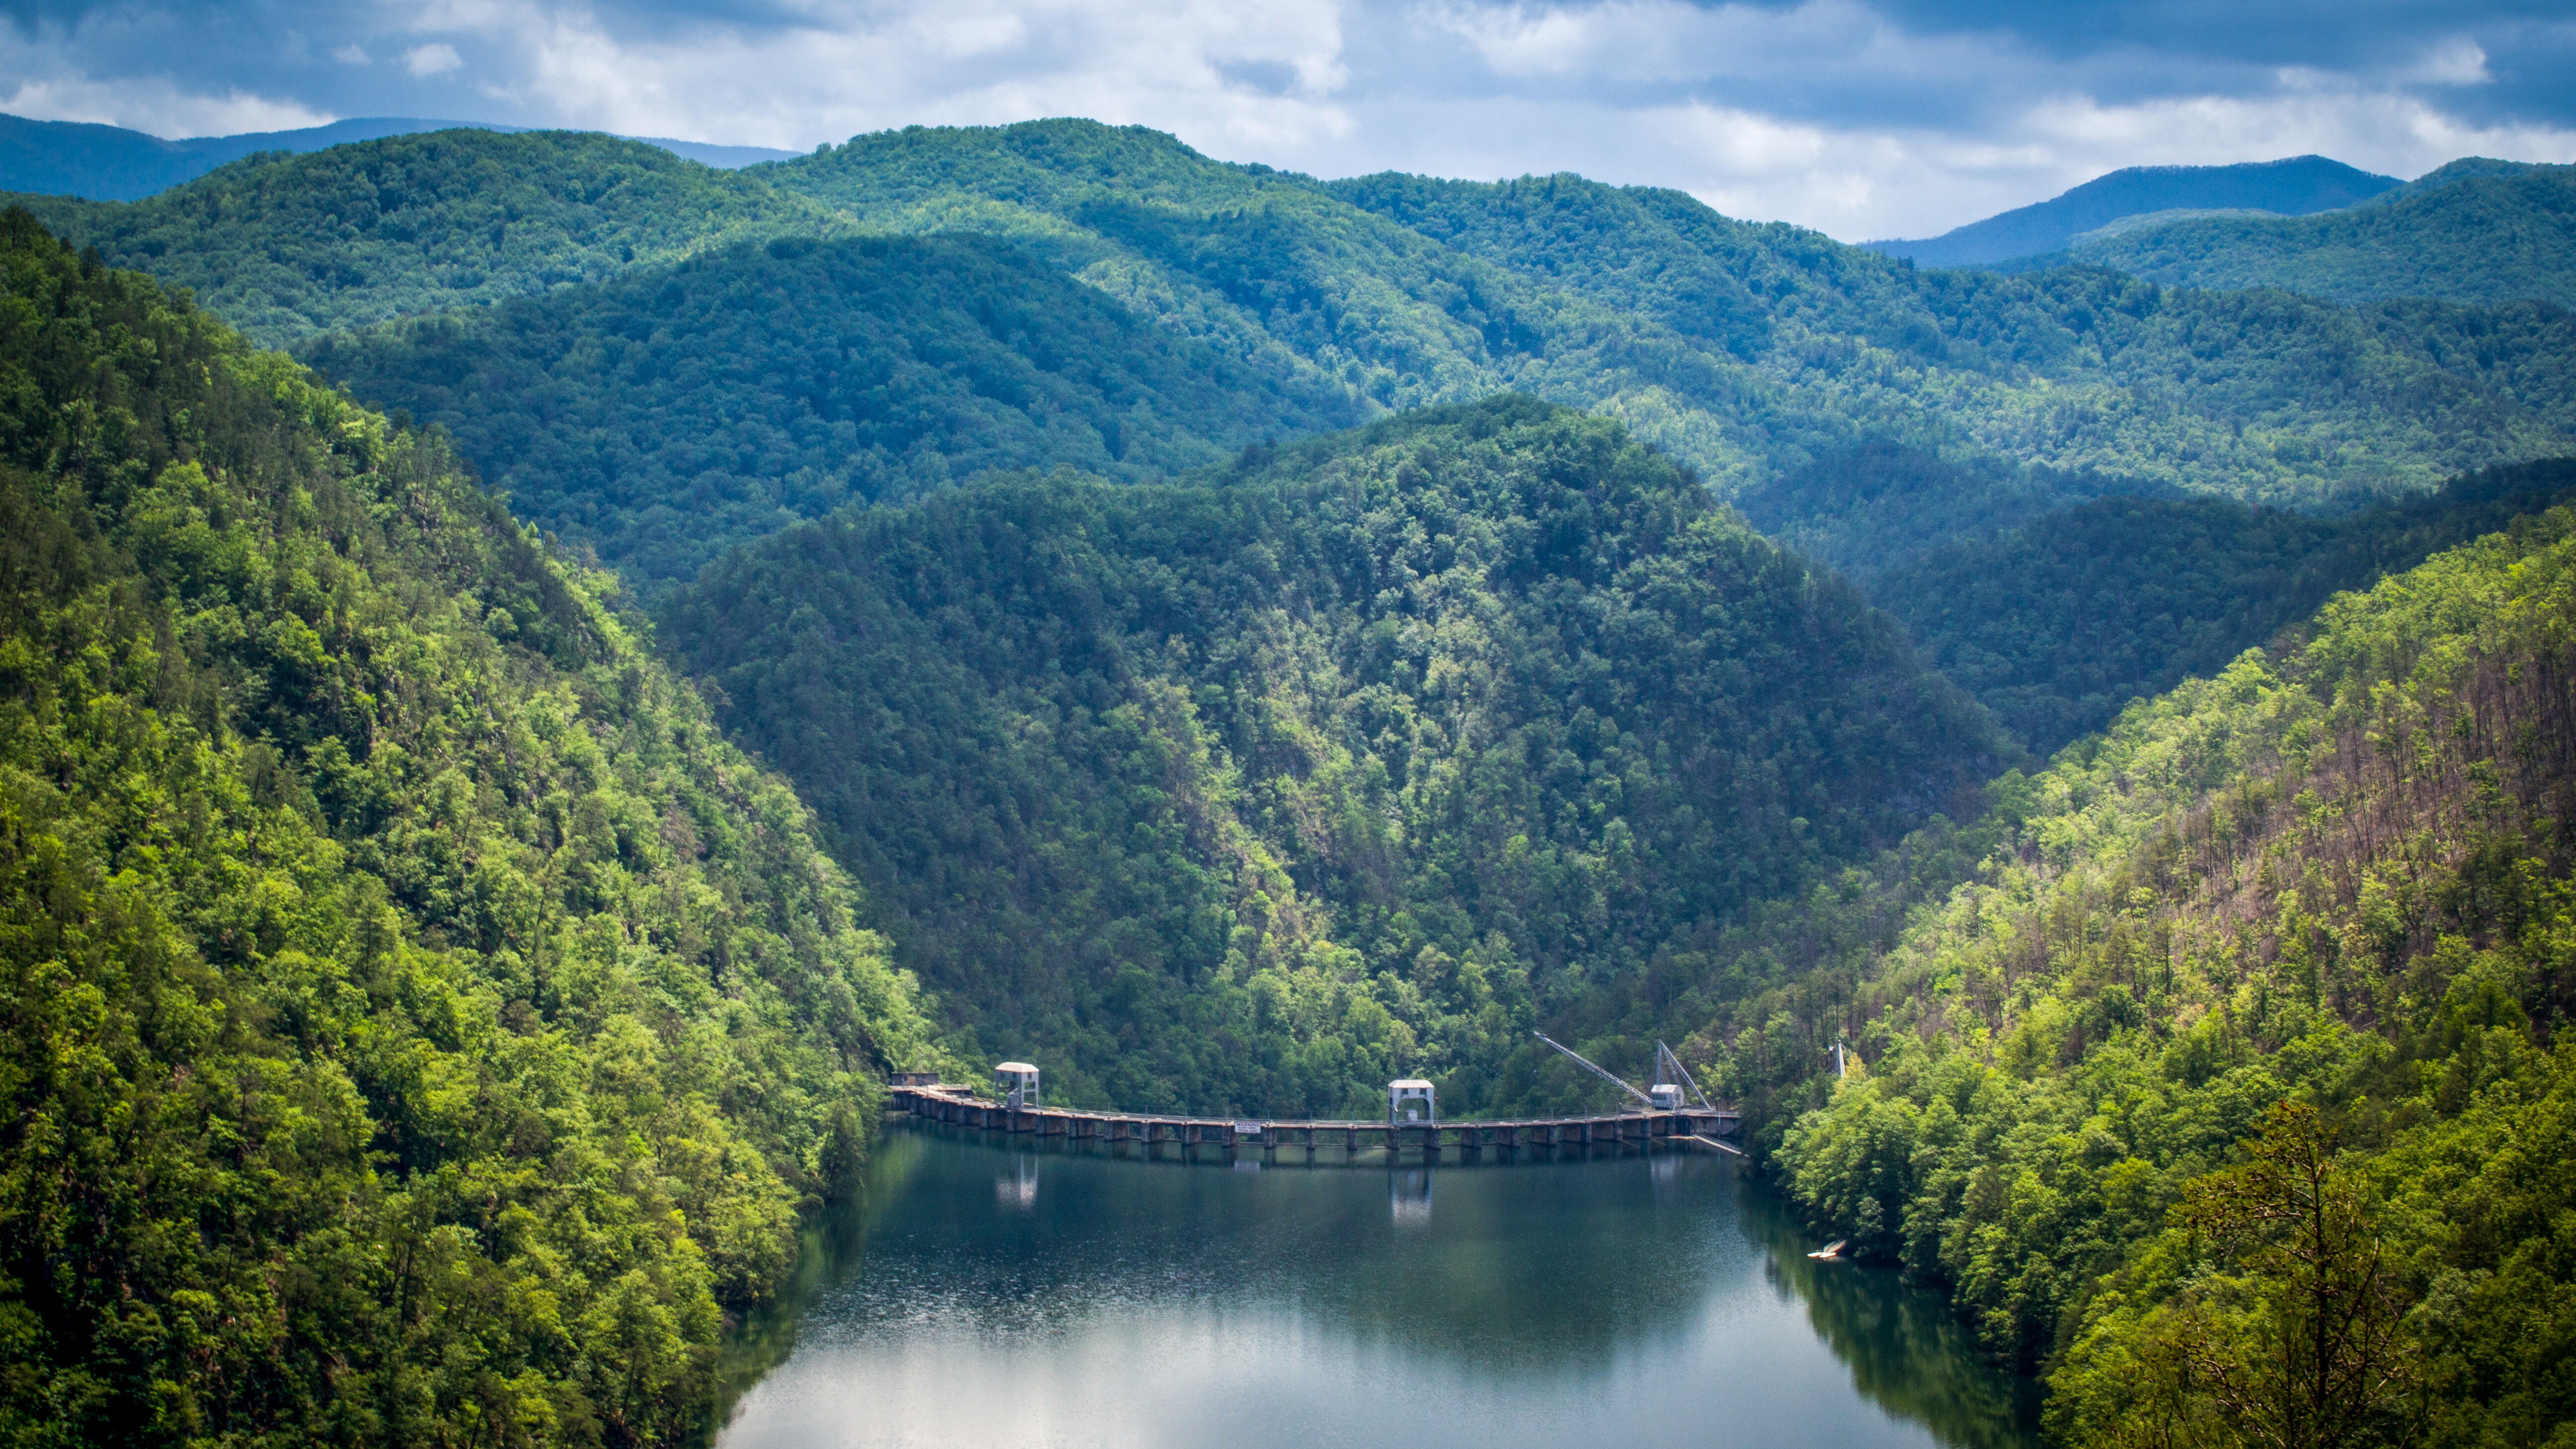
[1697,501,2576,1441]
[1869,457,2576,753]
[11,129,845,347]
[19,121,2576,587]
[1318,167,2576,511]
[656,397,2017,1118]
[1729,442,2157,579]
[0,213,935,1446]
[769,121,2576,515]
[2056,163,2576,308]
[299,233,1358,586]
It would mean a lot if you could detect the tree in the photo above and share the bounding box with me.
[2131,1104,2415,1449]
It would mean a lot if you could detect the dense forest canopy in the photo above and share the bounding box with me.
[14,106,2576,1449]
[1317,165,2576,510]
[658,397,2015,1118]
[1729,442,2162,580]
[298,233,1359,587]
[8,130,845,347]
[0,212,936,1447]
[8,122,2574,598]
[1867,458,2576,753]
[1693,502,2576,1444]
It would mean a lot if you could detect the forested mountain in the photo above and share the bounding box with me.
[10,130,844,346]
[761,123,2576,514]
[1729,443,2162,579]
[299,233,1358,586]
[1318,166,2576,512]
[2051,162,2576,308]
[1869,458,2576,753]
[657,397,2017,1118]
[0,214,936,1446]
[1686,502,2576,1442]
[1864,155,2400,268]
[16,120,2576,585]
[12,95,2576,1449]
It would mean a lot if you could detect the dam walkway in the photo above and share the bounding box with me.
[889,1080,1743,1157]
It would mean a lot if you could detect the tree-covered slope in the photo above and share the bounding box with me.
[1871,457,2576,753]
[298,233,1359,587]
[0,212,935,1447]
[1729,442,2162,580]
[1705,501,2576,1443]
[2057,163,2576,308]
[1321,168,2576,513]
[657,397,2016,1119]
[28,118,2576,581]
[758,123,2576,516]
[11,129,844,347]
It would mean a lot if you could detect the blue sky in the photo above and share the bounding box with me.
[3,0,2572,239]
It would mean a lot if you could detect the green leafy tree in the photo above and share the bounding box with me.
[0,210,939,1447]
[2115,1105,2416,1449]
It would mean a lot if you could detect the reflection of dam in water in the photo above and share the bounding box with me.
[994,1154,1038,1210]
[1391,1167,1433,1224]
[716,1128,2040,1449]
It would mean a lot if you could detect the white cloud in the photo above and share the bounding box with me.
[333,43,372,65]
[454,0,1356,154]
[405,42,464,77]
[2406,37,2492,87]
[0,75,330,139]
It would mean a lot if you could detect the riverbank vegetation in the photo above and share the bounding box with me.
[14,112,2576,1446]
[1733,498,2576,1443]
[0,213,936,1446]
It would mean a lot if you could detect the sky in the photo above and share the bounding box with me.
[3,0,2574,241]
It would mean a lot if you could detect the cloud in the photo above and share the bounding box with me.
[0,14,334,137]
[3,0,2574,237]
[404,42,462,77]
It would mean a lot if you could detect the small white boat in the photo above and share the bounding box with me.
[1807,1239,1848,1261]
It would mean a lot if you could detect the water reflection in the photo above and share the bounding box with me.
[715,1125,2037,1449]
[1389,1167,1433,1225]
[994,1153,1039,1210]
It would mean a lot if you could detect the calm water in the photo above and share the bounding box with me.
[716,1126,2038,1449]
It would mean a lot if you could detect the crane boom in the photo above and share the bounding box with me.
[1658,1041,1716,1113]
[1531,1032,1653,1107]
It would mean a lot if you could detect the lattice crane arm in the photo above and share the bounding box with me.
[1532,1031,1653,1107]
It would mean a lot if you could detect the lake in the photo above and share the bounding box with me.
[716,1125,2038,1449]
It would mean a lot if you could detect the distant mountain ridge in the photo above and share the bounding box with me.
[1870,155,2400,267]
[0,111,795,200]
[2036,161,2576,308]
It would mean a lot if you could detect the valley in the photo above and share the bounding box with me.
[2,109,2574,1449]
